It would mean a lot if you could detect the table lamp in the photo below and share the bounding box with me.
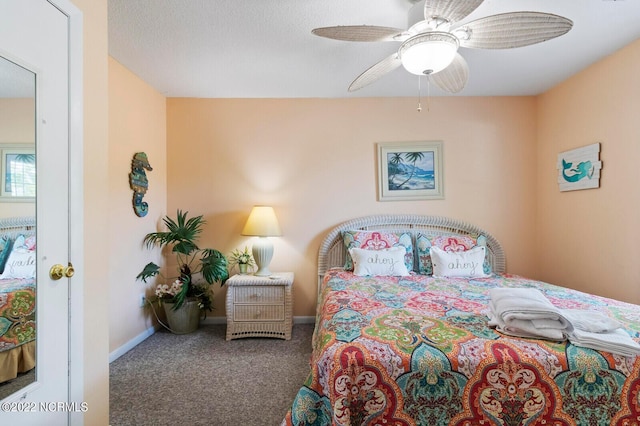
[241,206,282,276]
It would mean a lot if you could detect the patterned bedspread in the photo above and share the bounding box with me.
[0,278,36,353]
[283,270,640,426]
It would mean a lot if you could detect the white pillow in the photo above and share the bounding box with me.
[430,246,489,278]
[0,247,36,279]
[349,246,410,277]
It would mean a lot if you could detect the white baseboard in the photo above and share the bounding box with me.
[201,315,226,325]
[109,325,157,363]
[110,316,316,362]
[293,316,316,324]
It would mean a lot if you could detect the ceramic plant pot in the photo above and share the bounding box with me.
[163,299,201,334]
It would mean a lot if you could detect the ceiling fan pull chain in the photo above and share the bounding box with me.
[417,74,431,112]
[417,75,422,112]
[426,74,431,112]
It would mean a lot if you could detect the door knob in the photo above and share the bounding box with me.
[50,262,75,280]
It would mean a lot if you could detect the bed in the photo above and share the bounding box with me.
[0,216,36,384]
[283,214,640,426]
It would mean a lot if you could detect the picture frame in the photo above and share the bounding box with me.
[0,144,36,201]
[557,143,602,192]
[377,141,443,201]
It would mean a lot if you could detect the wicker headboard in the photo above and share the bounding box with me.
[0,216,36,239]
[317,214,505,294]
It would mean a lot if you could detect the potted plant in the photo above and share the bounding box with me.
[136,210,229,333]
[228,246,255,274]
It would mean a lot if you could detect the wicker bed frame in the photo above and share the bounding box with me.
[317,214,505,294]
[0,216,35,241]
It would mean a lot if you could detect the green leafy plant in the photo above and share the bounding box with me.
[228,246,256,272]
[136,210,229,311]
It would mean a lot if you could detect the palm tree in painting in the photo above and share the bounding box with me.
[395,151,424,190]
[15,154,35,164]
[387,153,404,188]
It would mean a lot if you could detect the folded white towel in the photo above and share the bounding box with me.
[561,309,622,333]
[487,288,639,355]
[568,328,640,357]
[488,287,572,331]
[487,310,565,341]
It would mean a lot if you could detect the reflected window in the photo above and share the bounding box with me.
[0,145,35,199]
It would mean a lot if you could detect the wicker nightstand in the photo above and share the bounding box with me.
[225,272,293,340]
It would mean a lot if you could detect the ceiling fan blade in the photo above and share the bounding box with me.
[424,0,484,24]
[431,53,468,93]
[312,25,406,42]
[348,53,402,92]
[456,12,573,49]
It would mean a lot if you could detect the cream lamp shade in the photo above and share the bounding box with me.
[241,206,282,276]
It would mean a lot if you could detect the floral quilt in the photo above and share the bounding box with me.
[0,278,36,352]
[283,270,640,426]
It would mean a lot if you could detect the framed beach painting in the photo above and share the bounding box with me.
[377,141,443,201]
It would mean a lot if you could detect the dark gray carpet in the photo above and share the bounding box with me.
[0,369,35,400]
[109,323,314,426]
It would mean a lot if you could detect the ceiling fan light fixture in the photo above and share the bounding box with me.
[313,1,573,93]
[399,32,459,75]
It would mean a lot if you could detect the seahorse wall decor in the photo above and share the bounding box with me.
[129,152,153,217]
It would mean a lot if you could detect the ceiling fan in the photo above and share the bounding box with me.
[312,0,573,93]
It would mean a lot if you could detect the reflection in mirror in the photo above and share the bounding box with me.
[1,144,35,199]
[0,56,36,400]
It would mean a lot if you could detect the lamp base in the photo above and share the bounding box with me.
[252,237,274,276]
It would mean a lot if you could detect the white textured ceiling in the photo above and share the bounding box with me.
[0,56,35,98]
[103,0,636,98]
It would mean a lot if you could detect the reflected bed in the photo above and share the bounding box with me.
[0,217,36,384]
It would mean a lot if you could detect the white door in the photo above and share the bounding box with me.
[0,1,79,424]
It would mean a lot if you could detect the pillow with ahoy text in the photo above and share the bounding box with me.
[430,246,489,278]
[349,246,410,277]
[416,233,492,276]
[0,246,36,279]
[342,230,413,272]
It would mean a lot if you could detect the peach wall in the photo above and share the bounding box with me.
[536,39,640,305]
[108,57,167,352]
[167,97,538,317]
[0,99,34,142]
[0,99,35,218]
